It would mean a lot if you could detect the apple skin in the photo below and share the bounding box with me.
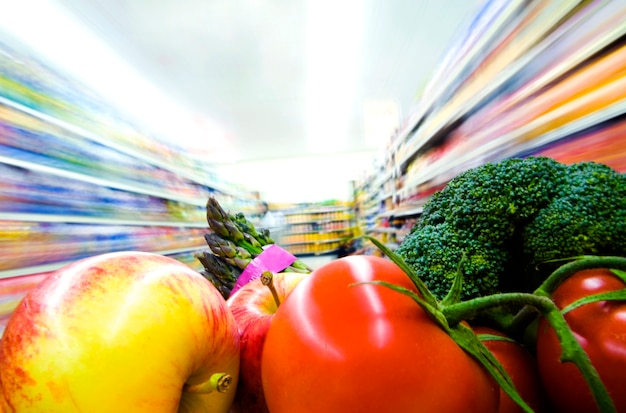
[0,251,240,413]
[226,272,307,413]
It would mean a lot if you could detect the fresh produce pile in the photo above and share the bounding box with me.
[196,197,312,299]
[0,157,625,413]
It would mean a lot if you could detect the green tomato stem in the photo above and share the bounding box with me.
[443,292,617,413]
[184,373,232,394]
[447,323,534,413]
[490,256,626,340]
[506,256,626,343]
[352,280,532,412]
[536,255,626,297]
[505,304,540,335]
[362,235,440,308]
[368,243,620,412]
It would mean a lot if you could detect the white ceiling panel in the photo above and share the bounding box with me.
[47,0,479,163]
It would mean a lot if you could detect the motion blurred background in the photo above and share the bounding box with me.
[2,1,626,335]
[0,0,478,202]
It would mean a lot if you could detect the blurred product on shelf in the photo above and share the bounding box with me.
[0,221,207,274]
[280,202,354,256]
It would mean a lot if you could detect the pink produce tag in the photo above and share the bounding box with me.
[229,244,297,297]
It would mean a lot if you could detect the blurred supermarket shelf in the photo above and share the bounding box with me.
[2,212,207,227]
[0,246,207,280]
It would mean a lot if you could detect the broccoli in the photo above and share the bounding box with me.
[396,156,626,301]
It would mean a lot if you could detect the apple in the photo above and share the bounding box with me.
[226,271,307,413]
[0,251,240,413]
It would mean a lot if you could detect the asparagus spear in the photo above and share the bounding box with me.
[195,250,243,298]
[213,197,313,272]
[206,198,264,255]
[196,250,241,284]
[201,270,233,298]
[204,233,253,271]
[200,197,314,293]
[231,212,274,246]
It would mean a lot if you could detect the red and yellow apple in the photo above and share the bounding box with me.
[226,271,307,413]
[0,251,240,413]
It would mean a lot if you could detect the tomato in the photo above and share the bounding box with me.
[261,255,499,413]
[474,326,550,413]
[536,268,626,412]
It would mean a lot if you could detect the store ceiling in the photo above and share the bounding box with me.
[53,0,478,164]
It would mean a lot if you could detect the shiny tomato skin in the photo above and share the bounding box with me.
[474,326,550,413]
[536,268,626,413]
[261,255,499,413]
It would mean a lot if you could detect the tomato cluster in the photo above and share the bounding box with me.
[261,256,499,412]
[536,268,626,413]
[474,326,550,413]
[257,254,626,413]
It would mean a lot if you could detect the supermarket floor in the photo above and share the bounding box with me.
[299,253,337,271]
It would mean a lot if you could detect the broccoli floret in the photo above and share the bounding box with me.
[396,156,626,301]
[523,161,626,272]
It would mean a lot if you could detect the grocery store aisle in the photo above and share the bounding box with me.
[299,254,337,271]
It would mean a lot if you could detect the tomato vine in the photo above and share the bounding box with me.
[361,236,621,413]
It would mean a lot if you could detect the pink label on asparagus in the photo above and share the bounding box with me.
[229,244,297,297]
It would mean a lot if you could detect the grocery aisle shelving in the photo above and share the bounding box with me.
[280,203,354,256]
[355,0,626,243]
[0,32,259,330]
[0,246,206,280]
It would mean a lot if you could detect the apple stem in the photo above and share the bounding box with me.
[183,373,232,394]
[261,271,281,307]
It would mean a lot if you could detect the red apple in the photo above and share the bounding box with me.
[0,251,240,413]
[227,271,307,413]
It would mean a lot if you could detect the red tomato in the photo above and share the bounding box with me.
[536,268,626,413]
[261,255,499,413]
[474,326,550,413]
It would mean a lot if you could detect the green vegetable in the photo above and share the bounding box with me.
[396,156,626,301]
[196,250,240,297]
[197,197,312,298]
